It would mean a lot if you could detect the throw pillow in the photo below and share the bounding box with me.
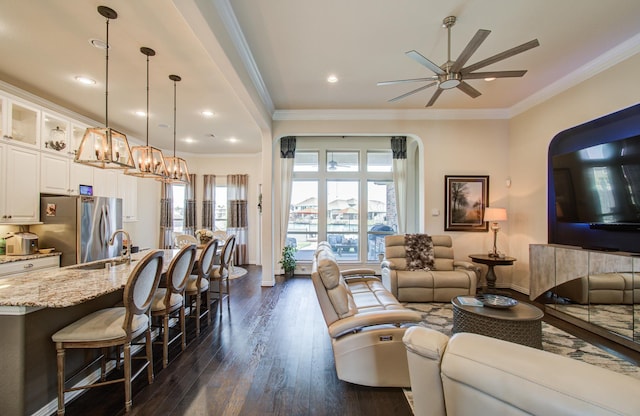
[405,234,435,271]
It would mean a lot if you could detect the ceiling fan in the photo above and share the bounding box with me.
[378,16,539,107]
[328,152,348,171]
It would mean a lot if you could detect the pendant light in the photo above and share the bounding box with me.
[75,5,135,169]
[160,74,190,184]
[127,47,169,179]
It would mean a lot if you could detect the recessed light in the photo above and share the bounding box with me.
[201,110,214,117]
[226,137,238,143]
[135,110,146,117]
[327,75,338,83]
[484,77,496,82]
[183,137,195,144]
[89,38,109,50]
[158,123,170,128]
[74,76,96,85]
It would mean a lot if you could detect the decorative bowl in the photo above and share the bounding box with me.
[476,294,518,309]
[38,248,55,254]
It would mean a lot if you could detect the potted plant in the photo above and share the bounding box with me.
[279,245,297,278]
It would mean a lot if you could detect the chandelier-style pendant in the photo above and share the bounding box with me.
[128,145,168,177]
[75,6,135,170]
[125,46,169,179]
[76,127,135,169]
[163,156,190,183]
[159,74,190,184]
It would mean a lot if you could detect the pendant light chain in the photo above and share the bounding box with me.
[145,51,150,147]
[105,16,109,127]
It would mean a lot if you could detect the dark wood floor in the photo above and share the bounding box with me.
[64,266,413,416]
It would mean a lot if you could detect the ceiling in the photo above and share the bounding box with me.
[1,0,639,156]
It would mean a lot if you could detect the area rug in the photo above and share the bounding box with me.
[406,302,640,378]
[402,302,640,413]
[229,266,248,280]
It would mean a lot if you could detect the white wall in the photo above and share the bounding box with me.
[272,118,511,282]
[185,152,263,264]
[508,52,640,294]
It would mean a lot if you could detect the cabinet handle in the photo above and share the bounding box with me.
[23,263,34,269]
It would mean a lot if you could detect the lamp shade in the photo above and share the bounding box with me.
[484,207,507,222]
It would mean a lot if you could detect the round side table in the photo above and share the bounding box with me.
[469,254,516,292]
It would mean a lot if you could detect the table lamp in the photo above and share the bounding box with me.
[484,207,507,257]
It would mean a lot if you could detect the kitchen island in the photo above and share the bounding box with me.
[0,249,180,416]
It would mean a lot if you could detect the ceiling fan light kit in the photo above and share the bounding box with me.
[378,15,539,107]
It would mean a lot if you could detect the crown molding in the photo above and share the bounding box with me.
[273,108,511,121]
[510,32,640,117]
[215,0,275,115]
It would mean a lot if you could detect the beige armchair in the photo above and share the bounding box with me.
[381,234,478,302]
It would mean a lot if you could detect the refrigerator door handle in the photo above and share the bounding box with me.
[104,204,112,244]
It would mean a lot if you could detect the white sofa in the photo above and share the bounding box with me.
[403,326,640,416]
[311,242,422,387]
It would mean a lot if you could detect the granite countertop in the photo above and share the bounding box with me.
[0,252,62,264]
[0,249,180,308]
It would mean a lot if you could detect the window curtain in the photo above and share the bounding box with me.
[184,173,196,236]
[280,136,296,251]
[159,182,173,249]
[202,174,216,230]
[228,174,248,265]
[391,136,407,234]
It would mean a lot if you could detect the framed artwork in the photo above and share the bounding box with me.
[444,175,489,232]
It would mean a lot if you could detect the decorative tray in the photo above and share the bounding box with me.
[476,294,518,309]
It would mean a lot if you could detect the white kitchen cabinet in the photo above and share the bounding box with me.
[117,173,138,222]
[70,123,88,159]
[0,256,59,278]
[93,168,118,198]
[41,112,70,156]
[2,99,40,149]
[0,144,40,223]
[69,162,93,195]
[40,153,70,194]
[41,152,95,196]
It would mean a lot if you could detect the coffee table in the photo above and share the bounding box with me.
[451,296,544,349]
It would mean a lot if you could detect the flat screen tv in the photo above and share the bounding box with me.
[552,134,640,231]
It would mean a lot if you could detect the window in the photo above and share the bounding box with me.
[287,138,397,263]
[172,184,185,232]
[215,184,228,231]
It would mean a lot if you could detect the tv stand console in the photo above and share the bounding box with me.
[530,244,640,352]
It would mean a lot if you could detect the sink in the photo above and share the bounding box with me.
[70,258,136,270]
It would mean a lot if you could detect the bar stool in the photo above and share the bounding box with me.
[185,239,218,336]
[150,244,196,368]
[51,250,164,415]
[211,234,236,314]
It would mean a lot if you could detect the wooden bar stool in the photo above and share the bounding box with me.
[185,239,219,336]
[150,244,196,368]
[51,250,164,415]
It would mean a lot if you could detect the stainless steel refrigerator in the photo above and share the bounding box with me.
[31,196,123,267]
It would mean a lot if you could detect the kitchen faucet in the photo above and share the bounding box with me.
[108,229,131,264]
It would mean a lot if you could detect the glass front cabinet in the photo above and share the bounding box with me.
[2,99,40,148]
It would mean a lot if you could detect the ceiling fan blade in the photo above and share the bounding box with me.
[463,70,528,79]
[425,88,443,107]
[377,76,438,86]
[456,81,482,98]
[449,29,491,73]
[388,82,437,102]
[462,39,540,73]
[406,50,445,75]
